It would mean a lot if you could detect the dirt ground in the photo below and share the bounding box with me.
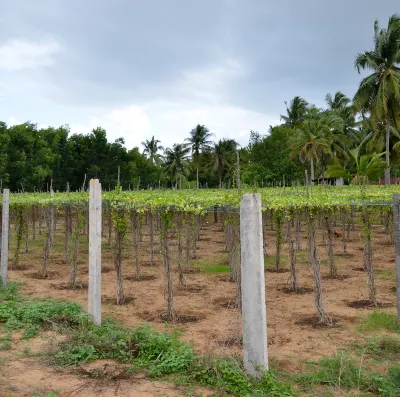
[0,212,397,396]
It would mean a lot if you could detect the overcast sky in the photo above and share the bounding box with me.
[0,1,398,149]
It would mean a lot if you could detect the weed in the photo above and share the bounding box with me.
[360,311,400,333]
[357,336,400,361]
[0,281,294,397]
[202,264,230,274]
[296,352,400,396]
[375,268,395,280]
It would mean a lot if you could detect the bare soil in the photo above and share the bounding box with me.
[1,213,397,396]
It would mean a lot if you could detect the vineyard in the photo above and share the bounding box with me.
[1,185,400,395]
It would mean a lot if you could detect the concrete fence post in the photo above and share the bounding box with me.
[1,189,10,290]
[240,193,268,377]
[88,179,102,325]
[393,195,400,327]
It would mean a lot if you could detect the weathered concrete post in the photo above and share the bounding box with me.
[88,179,102,325]
[1,189,10,290]
[240,193,268,377]
[393,195,400,327]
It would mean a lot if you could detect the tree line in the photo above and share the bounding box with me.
[1,14,400,191]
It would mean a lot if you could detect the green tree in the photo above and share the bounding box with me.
[213,139,238,188]
[185,125,214,189]
[353,14,400,185]
[326,136,387,184]
[280,96,309,129]
[290,109,342,184]
[163,144,191,188]
[141,136,164,165]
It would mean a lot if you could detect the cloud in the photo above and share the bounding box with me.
[67,59,274,149]
[0,39,61,71]
[69,100,277,150]
[69,105,152,148]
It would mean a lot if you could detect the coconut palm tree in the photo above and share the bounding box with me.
[141,136,164,164]
[185,125,214,189]
[163,144,191,188]
[325,92,351,111]
[280,96,310,129]
[353,14,400,185]
[290,109,342,184]
[326,135,387,185]
[213,139,238,188]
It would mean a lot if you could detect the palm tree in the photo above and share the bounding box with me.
[185,125,214,189]
[213,139,238,188]
[325,92,351,111]
[290,109,342,184]
[326,135,387,185]
[141,136,164,164]
[353,14,400,185]
[163,144,191,188]
[280,96,309,129]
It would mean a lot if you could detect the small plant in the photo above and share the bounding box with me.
[360,311,400,333]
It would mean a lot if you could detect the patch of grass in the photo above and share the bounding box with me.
[296,352,400,396]
[0,281,86,341]
[202,264,229,274]
[264,254,289,268]
[0,283,293,397]
[360,311,400,333]
[375,268,395,280]
[296,352,361,390]
[356,336,400,362]
[0,332,12,350]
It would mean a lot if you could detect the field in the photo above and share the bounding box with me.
[1,186,400,396]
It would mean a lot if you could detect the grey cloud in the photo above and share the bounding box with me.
[0,0,399,123]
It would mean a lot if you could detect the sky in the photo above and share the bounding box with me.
[0,1,398,150]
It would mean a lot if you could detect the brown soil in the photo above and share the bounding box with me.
[281,287,314,294]
[124,274,157,281]
[346,300,393,309]
[1,213,398,396]
[295,316,339,328]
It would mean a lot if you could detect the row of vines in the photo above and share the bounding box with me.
[0,192,394,325]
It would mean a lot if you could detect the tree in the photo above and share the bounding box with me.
[280,96,309,129]
[325,91,351,111]
[353,14,400,185]
[290,109,342,184]
[213,139,238,188]
[163,144,191,188]
[185,125,214,189]
[245,126,304,184]
[326,135,387,184]
[141,136,164,165]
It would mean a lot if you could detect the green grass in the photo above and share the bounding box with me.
[356,336,400,362]
[0,282,294,397]
[375,268,395,280]
[360,311,400,333]
[202,264,230,274]
[264,255,289,268]
[296,352,400,396]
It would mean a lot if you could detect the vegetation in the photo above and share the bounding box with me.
[0,283,294,397]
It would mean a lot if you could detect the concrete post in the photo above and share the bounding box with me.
[240,193,268,377]
[88,179,102,325]
[1,189,9,290]
[393,195,400,327]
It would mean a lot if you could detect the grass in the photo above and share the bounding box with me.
[190,254,231,274]
[356,335,400,362]
[2,282,400,396]
[202,264,230,274]
[0,282,294,397]
[359,311,400,333]
[374,268,395,280]
[296,352,400,396]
